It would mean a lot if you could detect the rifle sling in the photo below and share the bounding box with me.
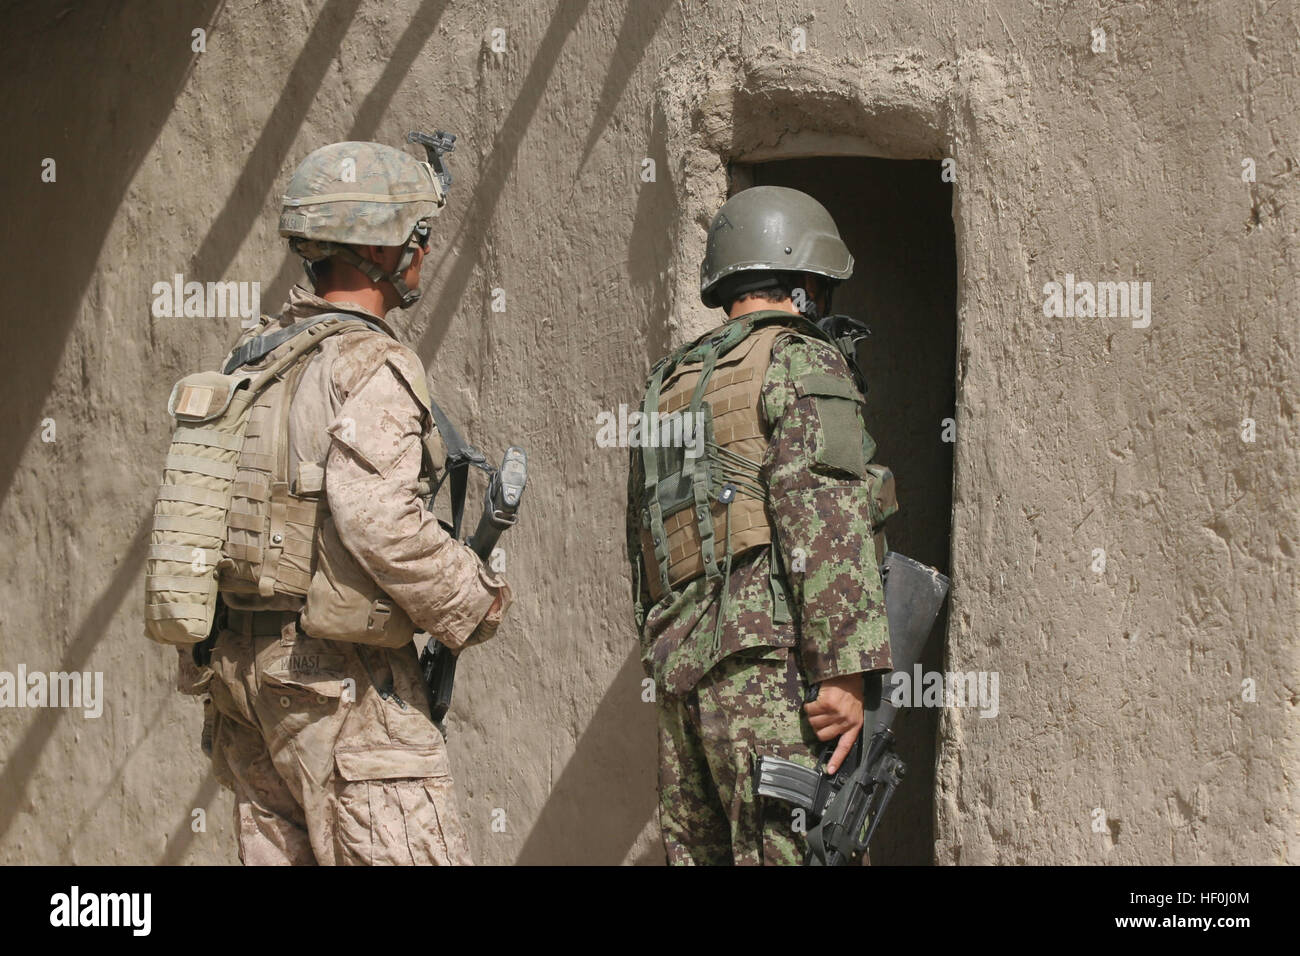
[425,395,489,539]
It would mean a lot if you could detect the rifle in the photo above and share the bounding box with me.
[756,551,950,865]
[419,445,527,726]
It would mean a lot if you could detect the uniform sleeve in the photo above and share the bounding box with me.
[760,334,892,684]
[324,342,511,652]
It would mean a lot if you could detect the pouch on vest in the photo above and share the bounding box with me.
[794,371,870,478]
[864,463,898,565]
[299,514,418,649]
[865,463,898,527]
[145,370,255,645]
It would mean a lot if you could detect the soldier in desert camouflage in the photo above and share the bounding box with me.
[626,186,897,865]
[173,139,511,865]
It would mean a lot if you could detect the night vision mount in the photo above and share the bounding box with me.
[407,130,457,194]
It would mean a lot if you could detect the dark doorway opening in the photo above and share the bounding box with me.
[732,156,957,865]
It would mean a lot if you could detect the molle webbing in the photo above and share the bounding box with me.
[219,357,318,598]
[218,318,383,600]
[144,316,377,646]
[639,323,790,602]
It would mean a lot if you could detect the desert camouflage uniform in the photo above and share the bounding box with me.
[187,285,509,865]
[628,315,891,865]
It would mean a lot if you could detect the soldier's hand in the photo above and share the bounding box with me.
[804,674,865,774]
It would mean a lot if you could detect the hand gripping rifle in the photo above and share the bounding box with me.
[417,396,527,728]
[756,552,950,865]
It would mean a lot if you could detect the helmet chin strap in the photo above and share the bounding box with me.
[334,241,422,309]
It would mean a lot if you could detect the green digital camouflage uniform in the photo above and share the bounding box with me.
[627,310,893,865]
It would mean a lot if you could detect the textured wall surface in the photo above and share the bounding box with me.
[0,0,1294,865]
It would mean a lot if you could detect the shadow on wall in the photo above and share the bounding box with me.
[414,0,592,364]
[0,0,224,506]
[414,0,677,363]
[627,98,677,362]
[0,0,363,854]
[244,0,453,313]
[159,771,222,864]
[271,0,680,330]
[188,0,368,313]
[515,647,659,864]
[0,514,152,845]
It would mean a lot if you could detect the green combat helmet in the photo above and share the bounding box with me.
[279,136,452,308]
[699,185,854,308]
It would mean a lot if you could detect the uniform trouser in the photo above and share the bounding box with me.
[656,645,832,865]
[204,610,472,865]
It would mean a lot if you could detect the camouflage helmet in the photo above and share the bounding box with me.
[699,186,853,309]
[279,140,447,307]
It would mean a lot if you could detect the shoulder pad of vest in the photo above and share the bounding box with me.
[221,315,273,370]
[648,311,834,386]
[666,321,726,366]
[705,312,831,362]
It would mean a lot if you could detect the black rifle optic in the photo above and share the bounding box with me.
[419,445,527,727]
[756,551,950,866]
[407,130,456,193]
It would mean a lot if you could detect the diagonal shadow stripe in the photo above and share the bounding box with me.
[0,0,223,508]
[0,513,151,842]
[61,692,177,854]
[188,0,364,283]
[515,645,657,864]
[415,0,592,364]
[348,0,450,140]
[256,0,452,319]
[575,0,676,173]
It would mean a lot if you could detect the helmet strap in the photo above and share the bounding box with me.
[334,244,422,309]
[391,237,422,308]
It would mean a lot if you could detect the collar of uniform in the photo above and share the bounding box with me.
[276,284,398,339]
[724,307,801,326]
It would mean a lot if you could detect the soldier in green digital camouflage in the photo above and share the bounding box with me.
[626,186,898,865]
